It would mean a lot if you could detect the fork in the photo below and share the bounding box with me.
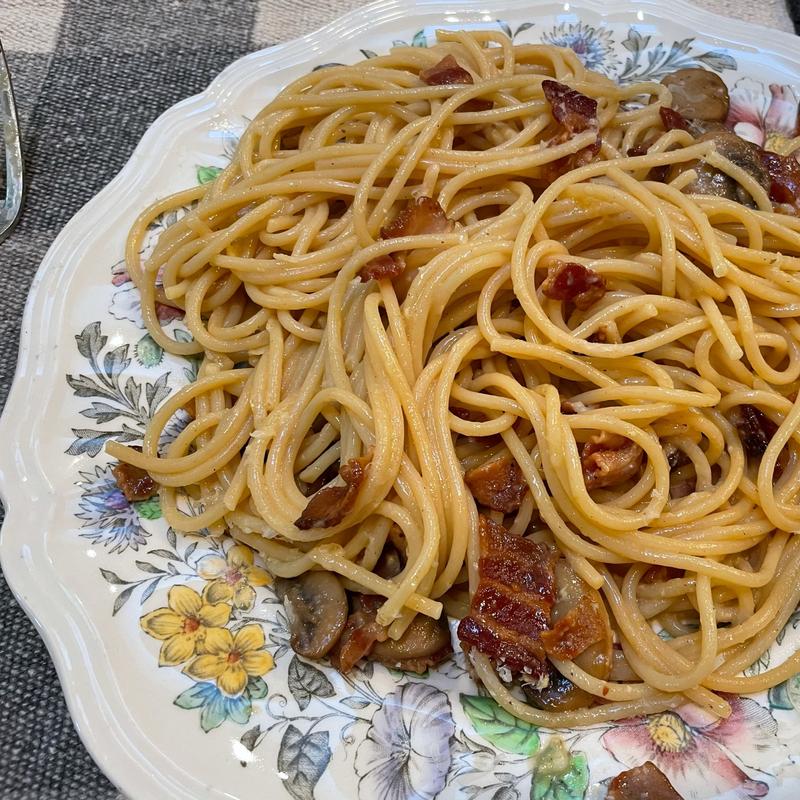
[0,37,23,244]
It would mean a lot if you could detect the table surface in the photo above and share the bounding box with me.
[0,1,796,797]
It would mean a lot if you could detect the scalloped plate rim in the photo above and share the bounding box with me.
[2,1,800,798]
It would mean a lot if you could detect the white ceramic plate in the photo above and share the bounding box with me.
[4,1,800,798]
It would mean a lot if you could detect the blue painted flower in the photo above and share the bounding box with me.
[542,22,617,73]
[159,408,192,455]
[355,682,455,800]
[75,465,148,553]
[174,675,268,732]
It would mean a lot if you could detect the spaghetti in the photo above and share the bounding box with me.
[108,31,800,726]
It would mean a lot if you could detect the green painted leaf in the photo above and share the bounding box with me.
[277,725,331,800]
[411,29,428,47]
[532,751,589,800]
[246,675,269,700]
[99,568,129,585]
[112,584,137,615]
[135,333,164,367]
[196,165,222,185]
[240,725,262,753]
[696,50,737,72]
[460,694,540,755]
[288,655,335,710]
[769,674,800,710]
[496,20,512,39]
[515,22,535,37]
[134,496,162,520]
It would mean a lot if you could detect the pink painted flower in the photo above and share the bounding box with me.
[110,260,183,325]
[726,78,800,155]
[602,695,786,799]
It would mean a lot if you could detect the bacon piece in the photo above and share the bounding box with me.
[464,455,528,513]
[759,149,800,208]
[295,454,371,530]
[457,516,556,677]
[380,196,453,240]
[540,594,605,660]
[360,253,404,282]
[607,762,683,800]
[541,261,607,310]
[360,197,452,282]
[420,54,473,86]
[731,404,778,457]
[581,431,644,490]
[112,450,157,502]
[329,594,387,673]
[542,80,598,135]
[659,106,690,132]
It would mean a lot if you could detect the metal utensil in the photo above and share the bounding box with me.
[0,38,24,244]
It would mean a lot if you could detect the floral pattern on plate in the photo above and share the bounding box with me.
[47,16,800,800]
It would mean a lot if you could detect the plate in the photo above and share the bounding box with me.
[3,1,800,798]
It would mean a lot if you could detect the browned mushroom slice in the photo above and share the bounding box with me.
[607,761,683,800]
[673,129,770,206]
[278,571,349,659]
[370,613,453,673]
[730,404,778,457]
[581,431,644,490]
[464,454,528,513]
[661,68,729,122]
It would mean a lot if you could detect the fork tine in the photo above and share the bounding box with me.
[0,37,24,244]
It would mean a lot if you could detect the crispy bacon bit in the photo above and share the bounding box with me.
[295,454,371,530]
[607,762,683,800]
[112,451,157,502]
[451,406,488,422]
[420,54,474,86]
[329,594,387,673]
[457,516,556,677]
[659,106,690,132]
[581,431,644,490]
[540,594,605,660]
[542,79,597,135]
[464,455,528,513]
[381,196,453,240]
[360,253,404,282]
[759,149,800,208]
[731,404,778,458]
[541,261,607,310]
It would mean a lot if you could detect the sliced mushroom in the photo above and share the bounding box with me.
[370,613,453,673]
[277,571,348,659]
[661,68,729,122]
[671,129,770,206]
[523,559,612,711]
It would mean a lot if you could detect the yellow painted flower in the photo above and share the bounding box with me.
[197,544,271,611]
[140,585,231,666]
[183,624,274,696]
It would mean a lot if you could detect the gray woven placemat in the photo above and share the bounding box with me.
[0,0,795,798]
